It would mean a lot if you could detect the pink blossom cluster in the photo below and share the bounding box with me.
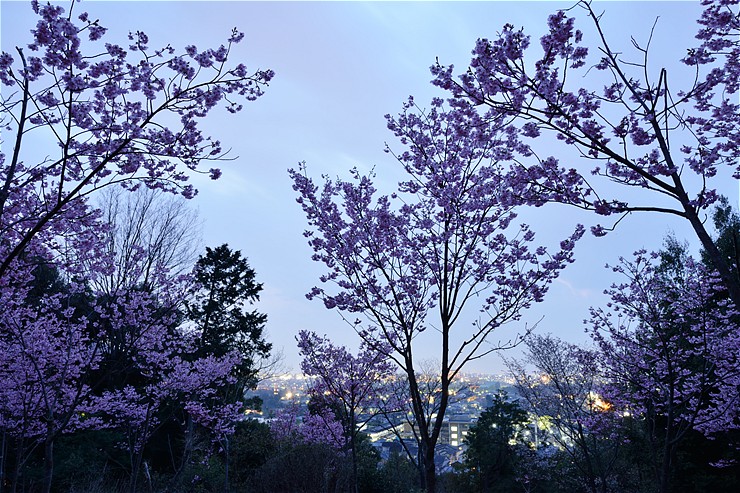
[0,0,273,280]
[270,403,345,451]
[588,250,740,437]
[0,1,273,488]
[430,0,740,308]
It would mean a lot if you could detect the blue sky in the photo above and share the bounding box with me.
[2,0,732,374]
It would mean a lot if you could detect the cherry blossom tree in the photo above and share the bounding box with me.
[506,334,625,493]
[269,402,345,452]
[0,3,273,489]
[0,261,103,493]
[264,404,348,493]
[290,97,583,493]
[297,330,394,493]
[0,248,247,493]
[587,249,740,493]
[91,274,245,493]
[432,0,740,307]
[0,0,273,279]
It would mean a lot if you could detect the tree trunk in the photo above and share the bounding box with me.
[223,436,230,493]
[659,426,674,493]
[168,415,194,489]
[0,430,6,492]
[676,175,740,307]
[42,436,54,493]
[350,433,358,493]
[659,446,674,493]
[10,436,22,493]
[422,443,436,493]
[404,354,448,493]
[348,405,358,493]
[129,450,143,493]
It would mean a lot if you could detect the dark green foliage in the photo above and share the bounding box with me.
[438,467,470,493]
[702,195,740,282]
[187,244,271,402]
[160,246,271,492]
[609,418,740,493]
[51,430,129,492]
[353,434,384,493]
[228,419,276,488]
[26,260,69,304]
[467,392,528,487]
[657,235,691,283]
[670,429,740,493]
[9,430,129,493]
[458,392,529,493]
[249,441,346,493]
[242,429,386,493]
[375,452,423,493]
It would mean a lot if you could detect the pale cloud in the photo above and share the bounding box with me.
[555,277,593,299]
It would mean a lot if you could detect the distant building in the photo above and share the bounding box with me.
[441,415,474,447]
[403,414,475,447]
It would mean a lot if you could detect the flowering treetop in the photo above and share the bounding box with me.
[0,0,273,278]
[431,0,740,305]
[290,95,583,493]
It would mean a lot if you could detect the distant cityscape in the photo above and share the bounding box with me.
[246,373,519,473]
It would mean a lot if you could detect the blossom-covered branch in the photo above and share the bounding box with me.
[0,0,273,278]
